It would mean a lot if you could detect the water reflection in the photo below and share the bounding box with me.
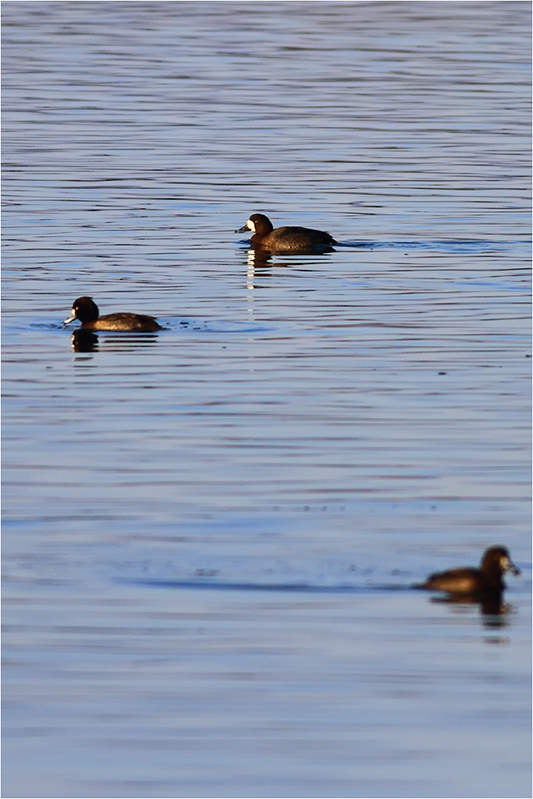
[246,250,275,290]
[244,246,336,289]
[245,246,274,270]
[70,329,161,353]
[71,329,99,352]
[430,593,514,626]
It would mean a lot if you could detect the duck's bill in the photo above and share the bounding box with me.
[236,223,250,233]
[63,313,76,326]
[505,557,520,575]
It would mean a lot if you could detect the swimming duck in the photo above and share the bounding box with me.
[63,296,162,332]
[415,546,520,596]
[236,213,337,253]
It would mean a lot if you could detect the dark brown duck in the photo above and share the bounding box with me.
[236,213,337,253]
[415,546,520,596]
[63,296,162,332]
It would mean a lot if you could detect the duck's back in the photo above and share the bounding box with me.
[90,312,161,332]
[420,567,488,594]
[261,225,336,252]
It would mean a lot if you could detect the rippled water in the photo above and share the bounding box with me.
[2,3,531,798]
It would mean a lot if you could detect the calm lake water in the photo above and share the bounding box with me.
[2,2,531,798]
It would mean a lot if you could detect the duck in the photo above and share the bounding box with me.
[63,296,162,332]
[236,213,337,253]
[415,546,520,596]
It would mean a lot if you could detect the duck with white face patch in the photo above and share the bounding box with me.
[63,297,163,332]
[414,546,520,596]
[236,213,337,254]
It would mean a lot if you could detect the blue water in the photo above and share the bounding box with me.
[2,2,531,797]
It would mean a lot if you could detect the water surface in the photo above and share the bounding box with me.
[2,3,531,797]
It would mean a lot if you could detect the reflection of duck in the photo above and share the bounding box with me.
[63,296,162,332]
[430,591,510,620]
[236,213,336,253]
[71,329,99,352]
[415,546,520,597]
[70,329,161,354]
